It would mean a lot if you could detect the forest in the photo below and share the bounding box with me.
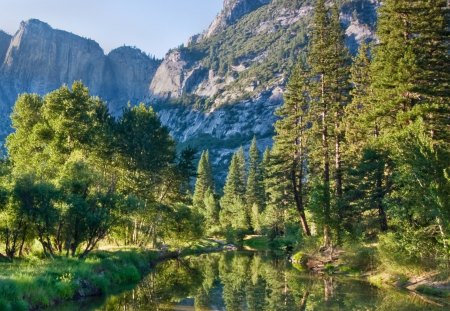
[0,0,448,309]
[194,0,449,269]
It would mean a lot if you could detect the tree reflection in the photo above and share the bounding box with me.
[94,252,443,311]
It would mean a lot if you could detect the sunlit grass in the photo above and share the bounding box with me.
[0,250,158,310]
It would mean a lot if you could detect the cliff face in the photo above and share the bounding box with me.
[105,47,160,115]
[0,31,11,64]
[2,19,105,96]
[0,19,160,142]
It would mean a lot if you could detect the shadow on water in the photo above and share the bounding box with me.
[51,251,444,311]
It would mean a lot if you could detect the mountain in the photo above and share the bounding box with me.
[0,19,161,141]
[0,0,379,183]
[150,0,379,182]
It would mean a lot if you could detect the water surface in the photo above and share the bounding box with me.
[54,251,443,310]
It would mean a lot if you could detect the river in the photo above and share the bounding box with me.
[53,251,442,310]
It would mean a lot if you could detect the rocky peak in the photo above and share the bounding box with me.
[105,46,161,115]
[205,0,271,38]
[0,31,11,63]
[1,19,105,96]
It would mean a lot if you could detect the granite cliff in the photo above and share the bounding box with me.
[0,19,160,140]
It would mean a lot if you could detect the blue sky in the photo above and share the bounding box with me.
[0,0,223,58]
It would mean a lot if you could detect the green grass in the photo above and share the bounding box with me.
[0,249,158,310]
[179,239,221,256]
[243,236,269,250]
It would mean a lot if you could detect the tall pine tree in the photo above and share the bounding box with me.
[193,150,215,214]
[271,63,311,236]
[307,0,350,246]
[246,137,265,232]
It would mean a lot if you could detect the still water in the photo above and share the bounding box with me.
[55,251,443,310]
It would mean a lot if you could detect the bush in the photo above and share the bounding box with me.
[416,285,450,298]
[291,251,309,268]
[378,231,442,271]
[342,244,377,272]
[55,281,76,299]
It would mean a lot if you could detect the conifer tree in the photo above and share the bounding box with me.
[193,150,215,214]
[220,149,248,230]
[345,43,389,232]
[246,137,265,231]
[369,0,450,246]
[271,63,311,236]
[307,0,350,246]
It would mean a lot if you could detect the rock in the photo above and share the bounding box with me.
[149,50,190,99]
[105,46,160,115]
[0,31,11,64]
[223,244,238,251]
[2,19,106,96]
[204,0,271,38]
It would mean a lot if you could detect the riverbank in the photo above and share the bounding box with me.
[0,240,222,310]
[290,245,450,307]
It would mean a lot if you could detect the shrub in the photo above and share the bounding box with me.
[416,285,450,298]
[291,251,309,268]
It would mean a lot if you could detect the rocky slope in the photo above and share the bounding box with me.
[150,0,379,182]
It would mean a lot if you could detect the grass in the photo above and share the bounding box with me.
[0,249,158,310]
[179,239,221,256]
[243,235,269,250]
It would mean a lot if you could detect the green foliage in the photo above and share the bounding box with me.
[1,82,200,258]
[0,250,158,309]
[193,150,217,233]
[220,148,249,233]
[416,285,450,298]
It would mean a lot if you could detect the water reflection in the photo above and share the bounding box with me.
[56,251,443,310]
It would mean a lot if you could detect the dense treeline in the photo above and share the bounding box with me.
[195,0,449,266]
[0,82,201,259]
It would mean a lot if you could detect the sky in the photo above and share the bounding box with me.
[0,0,223,58]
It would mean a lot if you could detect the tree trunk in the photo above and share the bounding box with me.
[322,110,331,248]
[291,168,311,236]
[299,291,310,311]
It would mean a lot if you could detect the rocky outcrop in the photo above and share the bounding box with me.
[105,46,160,115]
[154,86,283,182]
[0,31,11,64]
[2,19,105,97]
[148,0,379,184]
[205,0,271,38]
[149,50,191,99]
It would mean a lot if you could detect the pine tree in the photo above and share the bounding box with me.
[220,149,248,230]
[369,0,450,249]
[193,150,215,214]
[328,4,352,222]
[204,188,220,233]
[261,147,271,205]
[271,63,311,236]
[307,0,350,246]
[246,137,265,231]
[345,43,389,232]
